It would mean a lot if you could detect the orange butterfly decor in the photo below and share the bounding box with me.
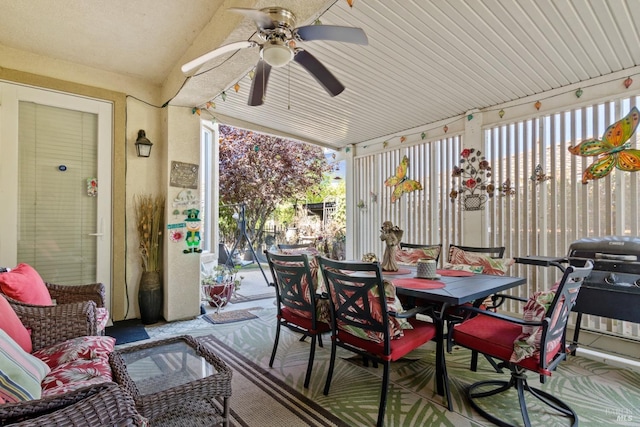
[568,106,640,184]
[384,155,423,203]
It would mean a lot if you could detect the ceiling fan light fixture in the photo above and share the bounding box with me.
[262,41,293,67]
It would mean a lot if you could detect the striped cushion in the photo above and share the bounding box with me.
[0,329,50,402]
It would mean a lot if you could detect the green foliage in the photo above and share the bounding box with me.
[218,125,334,247]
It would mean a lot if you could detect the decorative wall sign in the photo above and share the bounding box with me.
[173,189,198,207]
[170,161,199,189]
[568,106,640,184]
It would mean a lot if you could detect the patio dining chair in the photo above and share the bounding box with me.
[318,257,449,427]
[446,244,508,372]
[447,244,505,260]
[448,260,593,427]
[266,251,331,388]
[399,242,443,263]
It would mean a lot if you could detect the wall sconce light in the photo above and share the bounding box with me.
[135,129,153,158]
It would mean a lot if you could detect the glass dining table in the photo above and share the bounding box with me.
[383,267,527,405]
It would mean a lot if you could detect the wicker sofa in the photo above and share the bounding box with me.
[0,291,146,426]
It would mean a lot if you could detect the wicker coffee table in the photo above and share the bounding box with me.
[109,335,232,426]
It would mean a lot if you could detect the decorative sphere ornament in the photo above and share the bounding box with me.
[467,114,473,121]
[421,132,426,140]
[575,88,583,98]
[534,100,542,110]
[234,83,240,92]
[499,109,505,118]
[624,77,633,88]
[443,125,449,133]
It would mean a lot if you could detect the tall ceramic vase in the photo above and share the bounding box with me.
[138,270,163,324]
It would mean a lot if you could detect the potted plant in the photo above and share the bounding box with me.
[201,264,243,312]
[135,193,165,324]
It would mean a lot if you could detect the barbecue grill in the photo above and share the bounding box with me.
[515,236,640,351]
[567,235,640,347]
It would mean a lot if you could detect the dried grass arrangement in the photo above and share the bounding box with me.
[135,194,165,272]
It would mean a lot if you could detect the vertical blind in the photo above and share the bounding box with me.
[18,102,98,284]
[353,95,640,341]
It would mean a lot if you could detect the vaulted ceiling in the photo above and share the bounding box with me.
[2,0,639,150]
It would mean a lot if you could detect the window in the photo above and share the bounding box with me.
[199,122,219,254]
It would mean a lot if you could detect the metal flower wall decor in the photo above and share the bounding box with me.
[449,148,494,210]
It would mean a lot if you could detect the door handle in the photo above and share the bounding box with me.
[89,218,104,238]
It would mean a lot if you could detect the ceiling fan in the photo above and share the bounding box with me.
[181,7,368,106]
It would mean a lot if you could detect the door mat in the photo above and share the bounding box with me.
[202,308,259,324]
[105,319,150,345]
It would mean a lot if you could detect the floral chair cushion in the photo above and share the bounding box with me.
[32,336,115,369]
[395,246,441,266]
[41,358,113,397]
[510,290,555,363]
[447,246,514,276]
[95,307,109,333]
[275,250,331,324]
[337,279,412,344]
[442,263,485,274]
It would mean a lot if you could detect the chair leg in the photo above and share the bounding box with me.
[467,374,578,427]
[376,361,390,427]
[304,335,317,388]
[323,341,337,395]
[269,321,281,368]
[318,332,324,348]
[470,350,503,373]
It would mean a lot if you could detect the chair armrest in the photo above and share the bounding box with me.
[0,383,146,427]
[486,293,528,310]
[453,304,543,327]
[46,282,106,308]
[391,305,435,320]
[13,302,98,351]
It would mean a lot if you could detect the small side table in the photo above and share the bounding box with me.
[110,335,232,426]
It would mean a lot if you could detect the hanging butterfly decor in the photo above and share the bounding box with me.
[530,164,552,184]
[499,179,516,196]
[384,155,423,203]
[568,106,640,184]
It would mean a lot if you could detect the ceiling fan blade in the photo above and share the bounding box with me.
[228,8,276,30]
[294,25,368,45]
[181,41,257,75]
[248,59,272,106]
[293,49,345,97]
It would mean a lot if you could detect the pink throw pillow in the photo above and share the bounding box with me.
[0,294,33,353]
[0,263,52,305]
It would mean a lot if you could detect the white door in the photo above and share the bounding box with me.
[0,82,112,312]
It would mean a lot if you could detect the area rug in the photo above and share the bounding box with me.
[202,308,259,324]
[105,319,150,345]
[199,334,348,427]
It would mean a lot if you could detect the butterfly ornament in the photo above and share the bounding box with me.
[384,155,423,203]
[569,106,640,184]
